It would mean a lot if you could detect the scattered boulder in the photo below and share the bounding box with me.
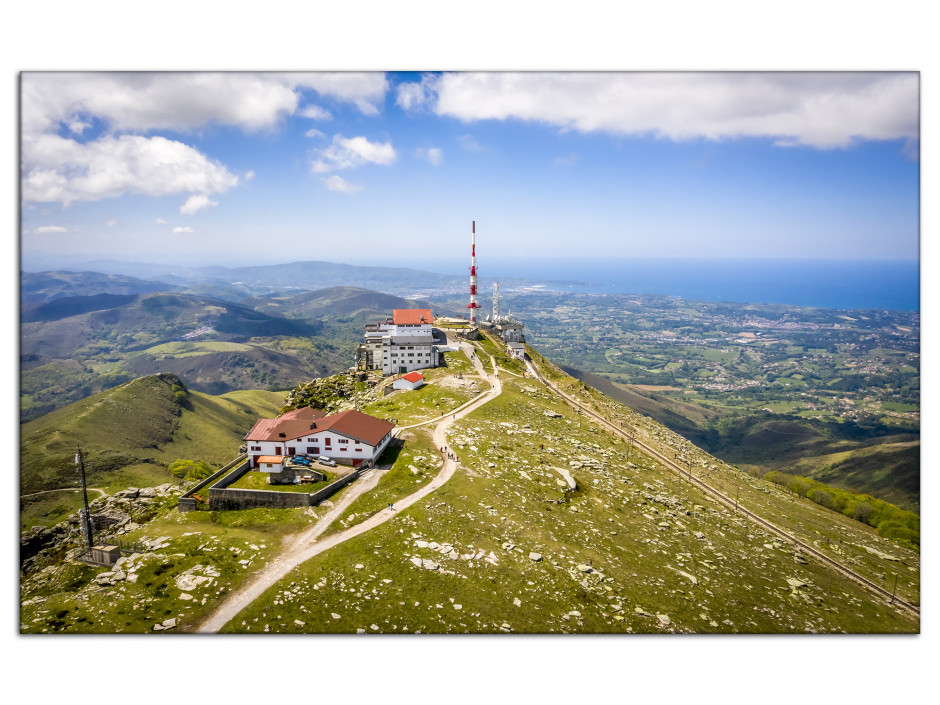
[529,552,543,562]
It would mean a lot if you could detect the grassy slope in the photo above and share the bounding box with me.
[218,352,918,634]
[566,366,919,512]
[20,376,285,495]
[21,349,919,634]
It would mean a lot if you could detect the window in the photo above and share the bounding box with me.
[324,438,331,446]
[250,445,261,451]
[339,439,348,444]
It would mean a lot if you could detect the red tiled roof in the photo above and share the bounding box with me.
[314,410,396,446]
[393,308,433,325]
[244,408,394,447]
[401,372,425,383]
[244,407,327,442]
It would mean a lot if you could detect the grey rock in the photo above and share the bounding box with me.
[529,552,543,562]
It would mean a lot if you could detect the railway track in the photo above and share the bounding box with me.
[524,358,920,619]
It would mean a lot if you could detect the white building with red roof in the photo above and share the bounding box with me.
[244,407,395,469]
[356,308,443,375]
[393,371,426,391]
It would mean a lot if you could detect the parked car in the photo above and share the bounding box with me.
[317,456,337,467]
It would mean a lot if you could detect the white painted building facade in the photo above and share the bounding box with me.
[245,409,395,469]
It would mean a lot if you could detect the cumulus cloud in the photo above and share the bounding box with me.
[244,170,255,181]
[305,128,325,139]
[156,218,167,224]
[416,147,443,165]
[180,193,219,215]
[406,72,919,150]
[33,225,67,233]
[22,72,388,136]
[299,104,332,120]
[20,72,390,205]
[173,226,194,233]
[21,133,238,205]
[323,175,363,193]
[396,74,436,111]
[312,134,396,173]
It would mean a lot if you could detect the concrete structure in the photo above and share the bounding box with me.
[393,371,426,391]
[244,407,395,470]
[508,342,527,359]
[480,280,526,343]
[356,308,445,375]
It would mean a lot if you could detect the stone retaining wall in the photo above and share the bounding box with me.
[206,466,364,512]
[177,454,247,512]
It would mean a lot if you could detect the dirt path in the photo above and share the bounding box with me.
[196,363,502,633]
[20,487,107,499]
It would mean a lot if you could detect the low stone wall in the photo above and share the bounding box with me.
[309,470,360,505]
[208,487,315,511]
[206,466,363,512]
[177,454,247,512]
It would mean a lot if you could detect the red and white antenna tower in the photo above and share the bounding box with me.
[467,220,481,324]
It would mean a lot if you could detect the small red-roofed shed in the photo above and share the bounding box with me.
[393,371,426,391]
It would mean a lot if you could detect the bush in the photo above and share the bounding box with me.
[168,459,213,482]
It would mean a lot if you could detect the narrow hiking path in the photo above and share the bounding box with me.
[524,357,920,618]
[20,487,107,499]
[196,355,503,633]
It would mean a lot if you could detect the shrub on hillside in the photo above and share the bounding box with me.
[168,459,213,482]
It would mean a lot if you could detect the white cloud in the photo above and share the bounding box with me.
[457,134,484,152]
[33,225,67,233]
[156,218,167,224]
[180,193,219,215]
[288,73,388,116]
[19,72,390,205]
[312,134,396,173]
[396,75,436,111]
[105,219,117,226]
[21,72,388,136]
[21,133,238,205]
[424,72,919,149]
[416,147,443,165]
[323,175,363,193]
[244,170,255,181]
[173,226,194,233]
[299,104,332,120]
[305,128,325,139]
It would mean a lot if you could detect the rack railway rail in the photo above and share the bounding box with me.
[524,358,920,620]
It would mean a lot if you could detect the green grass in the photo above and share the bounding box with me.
[143,341,255,356]
[217,374,918,634]
[20,376,286,494]
[20,502,322,634]
[325,428,439,535]
[362,377,488,426]
[228,470,338,493]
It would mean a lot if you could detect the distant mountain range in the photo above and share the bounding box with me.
[22,258,553,299]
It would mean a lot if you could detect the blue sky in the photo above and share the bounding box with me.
[20,72,920,270]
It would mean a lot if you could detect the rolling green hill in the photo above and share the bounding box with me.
[20,373,284,494]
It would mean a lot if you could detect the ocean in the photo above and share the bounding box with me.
[479,257,921,312]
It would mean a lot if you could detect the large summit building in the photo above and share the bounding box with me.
[355,308,444,376]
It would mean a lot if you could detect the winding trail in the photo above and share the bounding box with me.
[197,345,502,633]
[20,487,107,500]
[524,357,920,618]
